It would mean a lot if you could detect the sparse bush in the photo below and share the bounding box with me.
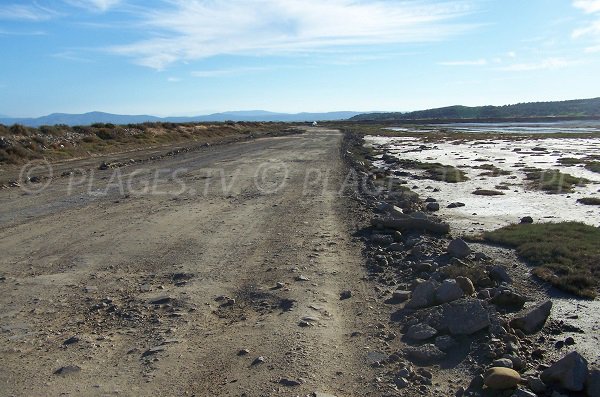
[585,162,600,174]
[525,169,588,193]
[9,124,29,135]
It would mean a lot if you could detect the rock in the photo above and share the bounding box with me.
[565,337,575,346]
[394,376,410,388]
[279,378,302,387]
[510,300,552,334]
[406,280,440,309]
[373,215,450,235]
[425,202,440,212]
[149,295,173,305]
[376,202,404,218]
[295,275,310,281]
[586,369,600,397]
[251,356,265,365]
[406,323,438,341]
[371,234,394,245]
[528,377,547,393]
[469,374,485,390]
[444,299,490,335]
[435,279,464,304]
[340,290,352,300]
[541,351,588,391]
[489,265,512,284]
[511,389,536,397]
[237,349,250,356]
[392,290,411,302]
[406,344,446,364]
[455,276,475,295]
[54,365,81,376]
[447,239,471,259]
[484,367,522,390]
[63,336,80,345]
[388,242,404,252]
[425,197,437,203]
[447,202,465,208]
[434,335,457,351]
[520,216,534,224]
[492,358,514,368]
[142,346,166,357]
[491,290,526,309]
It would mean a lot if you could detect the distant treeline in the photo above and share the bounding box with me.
[351,97,600,122]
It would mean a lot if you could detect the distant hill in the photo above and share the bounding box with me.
[351,97,600,122]
[0,110,360,127]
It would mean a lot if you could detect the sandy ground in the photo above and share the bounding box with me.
[0,129,382,396]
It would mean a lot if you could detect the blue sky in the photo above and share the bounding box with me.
[1,0,600,117]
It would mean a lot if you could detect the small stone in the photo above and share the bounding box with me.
[63,336,80,345]
[406,323,438,341]
[447,202,465,208]
[149,295,173,305]
[251,356,265,365]
[406,344,446,364]
[426,202,440,212]
[491,290,526,308]
[340,290,352,300]
[520,216,534,224]
[528,377,546,394]
[492,358,514,368]
[489,265,512,284]
[484,367,522,390]
[54,365,81,376]
[435,279,464,304]
[279,378,302,387]
[237,349,250,356]
[295,275,310,281]
[455,276,475,295]
[564,337,575,346]
[392,290,411,302]
[434,335,457,351]
[394,376,410,388]
[510,300,552,334]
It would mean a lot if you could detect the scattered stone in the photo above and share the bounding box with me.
[425,197,437,203]
[142,346,166,357]
[434,335,458,351]
[489,265,512,284]
[275,282,285,289]
[447,239,471,259]
[279,378,302,387]
[63,336,80,345]
[564,337,575,346]
[455,276,475,296]
[484,367,522,390]
[444,299,490,335]
[435,279,464,304]
[520,216,534,224]
[54,365,81,376]
[406,279,440,309]
[237,349,250,356]
[492,358,514,369]
[340,290,352,300]
[425,202,440,212]
[251,356,265,366]
[447,202,465,208]
[295,275,310,281]
[406,344,446,364]
[392,290,411,303]
[491,290,526,309]
[406,323,438,341]
[510,300,552,334]
[541,351,588,391]
[149,295,173,305]
[394,376,410,388]
[528,377,547,394]
[373,214,450,235]
[370,234,394,245]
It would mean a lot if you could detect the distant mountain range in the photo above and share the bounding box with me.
[0,110,361,127]
[351,97,600,122]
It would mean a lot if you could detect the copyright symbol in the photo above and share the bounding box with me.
[254,161,289,194]
[19,160,53,194]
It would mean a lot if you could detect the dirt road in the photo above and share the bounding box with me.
[0,129,385,396]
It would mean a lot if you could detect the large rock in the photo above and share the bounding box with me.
[435,279,464,304]
[455,276,475,295]
[484,367,522,390]
[510,300,552,334]
[443,299,490,335]
[406,279,440,309]
[447,238,471,259]
[373,215,450,235]
[587,369,600,397]
[489,265,512,284]
[541,351,588,391]
[406,344,446,364]
[491,290,526,309]
[406,323,437,341]
[376,202,404,218]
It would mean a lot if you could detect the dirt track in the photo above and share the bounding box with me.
[0,129,382,396]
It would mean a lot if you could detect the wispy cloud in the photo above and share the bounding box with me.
[0,3,59,21]
[498,57,580,72]
[572,0,600,50]
[52,50,93,63]
[167,77,181,83]
[191,66,272,78]
[108,0,479,70]
[64,0,122,12]
[573,0,600,14]
[439,58,487,66]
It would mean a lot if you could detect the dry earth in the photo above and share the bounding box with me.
[0,129,385,396]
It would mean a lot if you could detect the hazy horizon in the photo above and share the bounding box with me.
[2,1,600,117]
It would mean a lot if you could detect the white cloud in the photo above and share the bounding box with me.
[64,0,121,12]
[499,58,580,72]
[167,77,181,82]
[109,0,478,70]
[573,0,600,14]
[0,4,59,21]
[439,58,487,66]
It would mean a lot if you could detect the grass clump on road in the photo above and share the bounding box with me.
[397,159,469,183]
[577,197,600,205]
[524,169,588,193]
[483,222,600,298]
[585,162,600,174]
